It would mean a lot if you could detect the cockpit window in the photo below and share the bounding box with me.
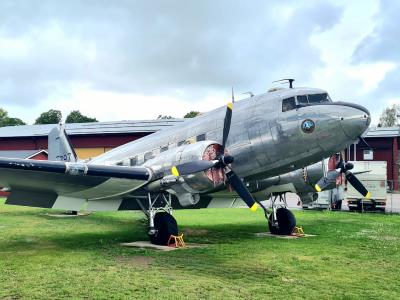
[308,93,329,103]
[296,93,331,105]
[297,95,308,104]
[282,97,296,112]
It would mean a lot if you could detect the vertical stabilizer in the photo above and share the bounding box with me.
[48,124,77,162]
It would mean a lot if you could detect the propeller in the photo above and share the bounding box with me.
[315,157,371,199]
[171,102,258,212]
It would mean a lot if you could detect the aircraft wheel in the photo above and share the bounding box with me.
[268,208,296,235]
[148,212,178,245]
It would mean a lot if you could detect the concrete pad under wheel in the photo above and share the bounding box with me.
[120,241,206,251]
[255,232,316,239]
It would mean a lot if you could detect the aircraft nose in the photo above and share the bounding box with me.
[338,102,371,139]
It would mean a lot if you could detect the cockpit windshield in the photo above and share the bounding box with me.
[297,93,331,105]
[282,93,332,112]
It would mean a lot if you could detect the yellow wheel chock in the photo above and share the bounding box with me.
[167,234,186,248]
[292,226,305,237]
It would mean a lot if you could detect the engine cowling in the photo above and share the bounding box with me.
[144,141,226,196]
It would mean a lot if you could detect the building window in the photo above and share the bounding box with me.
[363,149,373,160]
[196,133,206,142]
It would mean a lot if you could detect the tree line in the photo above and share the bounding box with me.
[0,108,202,128]
[1,103,399,128]
[0,108,98,128]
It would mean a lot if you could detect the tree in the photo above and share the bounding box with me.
[0,108,26,127]
[0,108,7,120]
[157,115,173,119]
[0,117,25,127]
[183,111,200,118]
[379,104,400,127]
[66,110,98,123]
[35,109,62,124]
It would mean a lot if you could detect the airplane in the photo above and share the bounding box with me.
[0,83,371,245]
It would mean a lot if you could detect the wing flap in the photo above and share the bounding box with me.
[6,189,58,208]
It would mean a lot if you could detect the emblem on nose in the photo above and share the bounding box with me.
[301,119,315,133]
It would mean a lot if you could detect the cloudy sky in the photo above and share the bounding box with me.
[0,0,398,124]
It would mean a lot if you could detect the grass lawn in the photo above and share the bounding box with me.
[1,198,400,299]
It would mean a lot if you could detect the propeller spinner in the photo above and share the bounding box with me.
[171,102,258,212]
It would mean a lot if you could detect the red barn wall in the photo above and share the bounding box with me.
[347,137,399,190]
[0,133,151,151]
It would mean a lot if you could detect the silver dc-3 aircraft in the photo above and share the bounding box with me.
[0,82,371,245]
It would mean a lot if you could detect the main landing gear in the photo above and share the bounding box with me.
[140,193,178,245]
[264,193,296,235]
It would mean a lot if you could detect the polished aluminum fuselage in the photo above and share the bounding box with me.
[90,87,370,183]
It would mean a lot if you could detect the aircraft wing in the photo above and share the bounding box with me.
[0,157,152,211]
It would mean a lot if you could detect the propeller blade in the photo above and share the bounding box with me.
[221,103,233,151]
[315,170,340,192]
[226,170,258,212]
[345,171,371,198]
[171,160,217,176]
[171,160,218,176]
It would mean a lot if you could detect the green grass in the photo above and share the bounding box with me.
[1,199,400,300]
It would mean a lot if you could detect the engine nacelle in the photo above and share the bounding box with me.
[247,161,326,202]
[144,141,225,205]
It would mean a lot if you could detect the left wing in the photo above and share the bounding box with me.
[0,157,153,211]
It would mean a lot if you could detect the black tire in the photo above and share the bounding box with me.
[268,208,296,235]
[148,212,178,245]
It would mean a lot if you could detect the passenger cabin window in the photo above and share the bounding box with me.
[196,133,206,142]
[129,156,137,166]
[160,145,168,152]
[144,151,154,162]
[282,97,296,112]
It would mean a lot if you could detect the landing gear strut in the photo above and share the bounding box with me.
[266,193,296,235]
[138,193,178,245]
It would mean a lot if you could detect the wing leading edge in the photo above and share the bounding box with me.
[0,157,153,210]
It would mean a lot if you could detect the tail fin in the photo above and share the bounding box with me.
[48,124,77,162]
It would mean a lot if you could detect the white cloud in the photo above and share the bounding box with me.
[1,0,397,127]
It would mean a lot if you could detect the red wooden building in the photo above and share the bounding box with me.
[346,127,399,190]
[0,120,182,160]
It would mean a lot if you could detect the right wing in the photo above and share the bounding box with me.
[0,157,153,211]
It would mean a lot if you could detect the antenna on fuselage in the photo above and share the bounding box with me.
[242,91,254,97]
[273,78,295,88]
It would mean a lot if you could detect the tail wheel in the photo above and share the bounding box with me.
[148,212,178,245]
[268,208,296,235]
